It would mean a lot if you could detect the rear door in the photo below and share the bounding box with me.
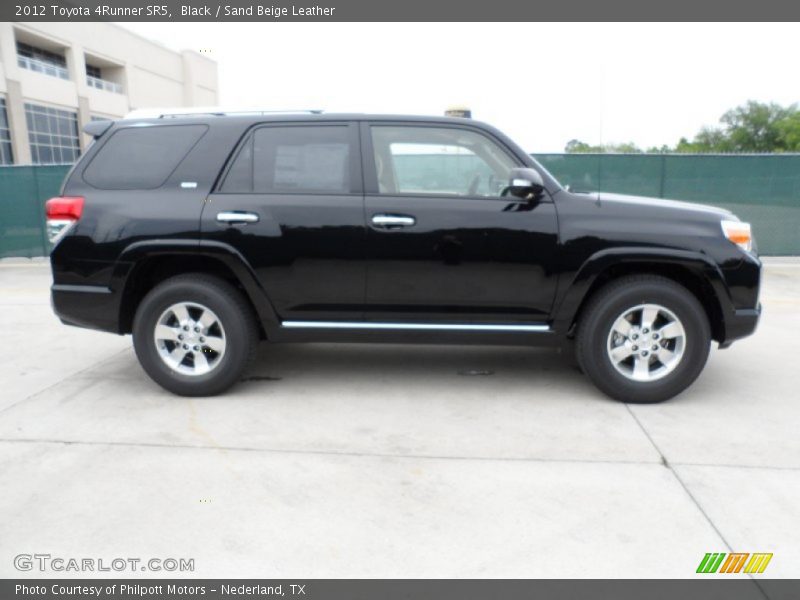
[202,121,365,322]
[362,122,559,324]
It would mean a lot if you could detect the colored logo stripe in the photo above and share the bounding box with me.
[697,553,726,573]
[744,553,773,574]
[697,552,773,574]
[720,553,749,573]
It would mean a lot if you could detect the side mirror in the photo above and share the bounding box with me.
[505,167,545,200]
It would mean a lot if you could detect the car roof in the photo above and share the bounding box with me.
[117,112,488,127]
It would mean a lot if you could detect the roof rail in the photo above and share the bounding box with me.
[124,107,324,120]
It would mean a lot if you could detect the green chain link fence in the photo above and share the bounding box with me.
[1,156,798,258]
[0,164,71,258]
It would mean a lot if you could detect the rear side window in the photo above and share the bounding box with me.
[83,124,207,190]
[221,125,351,194]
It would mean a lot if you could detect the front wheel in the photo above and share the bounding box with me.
[575,275,711,403]
[133,274,258,396]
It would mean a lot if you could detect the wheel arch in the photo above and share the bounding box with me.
[554,248,732,343]
[113,240,278,337]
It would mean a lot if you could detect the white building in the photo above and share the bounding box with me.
[0,22,218,165]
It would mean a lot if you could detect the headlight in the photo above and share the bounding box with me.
[721,220,753,252]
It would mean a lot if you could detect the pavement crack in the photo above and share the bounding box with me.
[0,348,130,416]
[624,405,733,549]
[671,461,800,472]
[0,437,666,467]
[623,406,771,600]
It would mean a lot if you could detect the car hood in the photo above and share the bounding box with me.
[595,192,735,220]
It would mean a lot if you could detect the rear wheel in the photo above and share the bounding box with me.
[133,274,258,396]
[575,275,711,403]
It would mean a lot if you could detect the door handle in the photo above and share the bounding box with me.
[217,211,259,224]
[371,214,416,229]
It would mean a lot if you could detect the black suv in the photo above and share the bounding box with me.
[47,111,761,402]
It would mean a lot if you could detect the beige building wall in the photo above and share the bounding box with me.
[0,22,218,164]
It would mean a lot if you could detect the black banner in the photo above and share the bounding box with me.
[3,580,800,600]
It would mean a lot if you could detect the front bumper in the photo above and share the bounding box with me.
[719,304,761,349]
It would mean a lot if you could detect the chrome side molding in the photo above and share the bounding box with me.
[281,321,550,332]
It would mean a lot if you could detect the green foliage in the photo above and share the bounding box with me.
[565,101,800,154]
[776,111,800,150]
[564,139,644,154]
[721,101,796,152]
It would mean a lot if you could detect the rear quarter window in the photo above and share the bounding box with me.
[82,124,208,190]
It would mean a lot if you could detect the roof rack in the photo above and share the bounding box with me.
[124,107,324,120]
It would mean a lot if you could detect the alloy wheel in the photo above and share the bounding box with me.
[606,303,687,382]
[153,302,226,376]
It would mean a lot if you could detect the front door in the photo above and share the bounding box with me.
[202,122,365,322]
[363,122,559,324]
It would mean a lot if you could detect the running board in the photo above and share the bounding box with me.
[280,321,550,332]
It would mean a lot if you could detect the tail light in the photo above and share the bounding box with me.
[45,196,84,245]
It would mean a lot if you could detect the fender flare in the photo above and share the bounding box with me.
[111,239,280,331]
[551,247,734,335]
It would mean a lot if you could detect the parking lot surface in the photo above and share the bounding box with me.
[1,259,798,578]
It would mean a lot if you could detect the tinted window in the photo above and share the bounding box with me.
[83,124,207,190]
[222,126,351,194]
[221,136,254,193]
[371,126,517,197]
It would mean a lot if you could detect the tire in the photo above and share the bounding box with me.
[575,275,711,403]
[132,274,258,396]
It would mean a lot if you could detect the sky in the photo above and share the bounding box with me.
[120,22,800,153]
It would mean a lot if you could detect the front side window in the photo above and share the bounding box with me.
[222,125,351,194]
[371,125,518,197]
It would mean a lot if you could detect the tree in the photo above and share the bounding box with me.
[775,110,800,151]
[563,101,800,154]
[677,101,800,153]
[646,145,673,154]
[564,139,596,153]
[720,101,794,152]
[564,139,643,153]
[675,128,732,153]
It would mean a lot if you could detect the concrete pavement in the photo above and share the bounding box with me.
[0,259,797,578]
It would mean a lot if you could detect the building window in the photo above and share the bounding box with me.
[86,64,102,79]
[25,103,80,164]
[85,63,123,94]
[0,98,13,165]
[16,41,70,81]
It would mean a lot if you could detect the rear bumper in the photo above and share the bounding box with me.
[719,304,761,349]
[51,284,121,333]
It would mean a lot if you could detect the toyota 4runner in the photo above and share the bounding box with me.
[47,110,761,402]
